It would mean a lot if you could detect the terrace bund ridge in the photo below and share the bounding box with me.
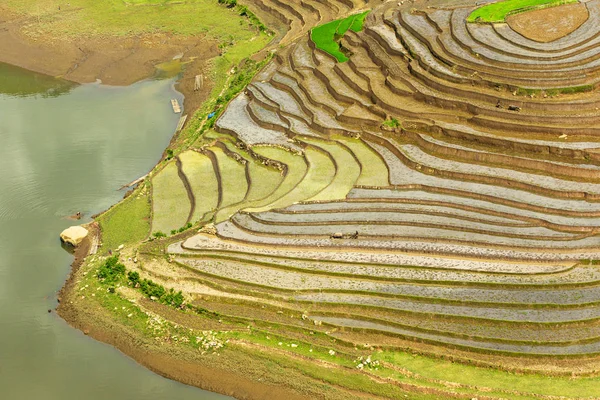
[147,0,600,376]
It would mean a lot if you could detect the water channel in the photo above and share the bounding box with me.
[0,62,229,400]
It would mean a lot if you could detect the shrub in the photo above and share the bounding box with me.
[153,231,167,238]
[218,0,237,7]
[383,118,400,128]
[127,271,140,286]
[97,256,126,285]
[178,222,193,233]
[127,273,185,308]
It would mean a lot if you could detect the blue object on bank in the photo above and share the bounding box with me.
[208,112,216,119]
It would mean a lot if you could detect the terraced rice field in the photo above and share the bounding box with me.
[143,0,600,395]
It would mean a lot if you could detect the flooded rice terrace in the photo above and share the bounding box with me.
[0,62,228,399]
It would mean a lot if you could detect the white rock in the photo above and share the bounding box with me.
[60,226,89,247]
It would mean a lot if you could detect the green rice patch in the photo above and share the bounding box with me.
[301,138,360,202]
[221,141,284,203]
[264,147,336,209]
[243,146,308,212]
[214,141,284,221]
[178,150,219,223]
[310,11,371,62]
[209,147,248,223]
[211,147,248,208]
[467,0,577,23]
[335,136,390,186]
[151,161,191,235]
[97,189,151,252]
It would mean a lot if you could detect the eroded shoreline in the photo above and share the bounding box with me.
[0,4,218,114]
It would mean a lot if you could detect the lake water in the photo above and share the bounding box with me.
[0,62,229,400]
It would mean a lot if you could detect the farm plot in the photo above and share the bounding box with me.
[310,11,371,62]
[178,150,219,223]
[153,0,600,380]
[151,161,191,234]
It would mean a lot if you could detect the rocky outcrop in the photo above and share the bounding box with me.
[60,226,89,247]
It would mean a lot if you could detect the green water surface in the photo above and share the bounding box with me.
[0,62,229,400]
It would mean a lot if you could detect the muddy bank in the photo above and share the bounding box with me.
[56,252,311,400]
[0,5,217,114]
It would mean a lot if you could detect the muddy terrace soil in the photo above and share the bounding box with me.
[506,2,590,43]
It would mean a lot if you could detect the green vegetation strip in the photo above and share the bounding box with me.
[310,11,371,62]
[3,0,268,38]
[467,0,578,23]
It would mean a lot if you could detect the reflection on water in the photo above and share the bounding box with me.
[0,63,229,400]
[0,62,76,97]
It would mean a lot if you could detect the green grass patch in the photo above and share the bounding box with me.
[378,351,600,398]
[127,271,185,308]
[467,0,577,23]
[4,0,267,39]
[96,256,126,286]
[382,118,400,129]
[97,189,151,252]
[310,11,371,62]
[151,161,191,234]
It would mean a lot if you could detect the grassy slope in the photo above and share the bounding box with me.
[467,0,578,23]
[3,0,261,39]
[97,190,151,252]
[310,11,371,62]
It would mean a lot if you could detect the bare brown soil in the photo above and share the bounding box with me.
[0,4,218,114]
[506,3,590,43]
